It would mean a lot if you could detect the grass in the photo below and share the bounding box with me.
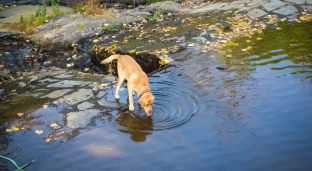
[147,8,162,21]
[103,23,121,33]
[146,0,164,5]
[75,0,115,19]
[77,22,86,29]
[18,0,66,35]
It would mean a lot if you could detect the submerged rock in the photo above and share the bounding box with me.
[66,109,102,129]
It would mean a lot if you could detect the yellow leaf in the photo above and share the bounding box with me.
[123,39,128,44]
[17,112,24,117]
[123,23,127,27]
[128,49,136,53]
[246,40,251,43]
[101,83,108,87]
[84,68,89,72]
[142,19,147,23]
[256,37,262,40]
[93,39,99,43]
[159,59,169,65]
[276,27,281,30]
[11,126,20,131]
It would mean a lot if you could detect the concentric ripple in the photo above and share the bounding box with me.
[105,72,198,131]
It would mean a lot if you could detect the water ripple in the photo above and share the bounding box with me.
[106,73,198,131]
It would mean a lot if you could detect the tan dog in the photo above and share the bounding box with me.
[100,54,155,117]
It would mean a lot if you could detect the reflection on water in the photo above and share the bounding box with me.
[104,71,198,142]
[222,21,312,80]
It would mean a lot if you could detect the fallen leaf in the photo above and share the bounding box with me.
[256,37,262,40]
[17,112,24,117]
[11,126,20,131]
[84,68,90,72]
[276,27,281,30]
[101,83,108,87]
[35,130,43,134]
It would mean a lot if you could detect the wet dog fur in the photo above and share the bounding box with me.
[100,54,154,116]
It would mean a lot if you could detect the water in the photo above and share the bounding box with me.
[1,22,312,170]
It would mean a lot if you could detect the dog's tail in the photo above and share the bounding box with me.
[100,54,119,64]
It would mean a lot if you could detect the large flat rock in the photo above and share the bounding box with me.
[66,109,101,129]
[273,5,298,16]
[246,8,268,18]
[262,0,285,11]
[285,0,305,4]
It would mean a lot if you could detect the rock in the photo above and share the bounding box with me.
[273,5,298,16]
[77,101,95,111]
[191,36,207,43]
[54,74,73,79]
[43,89,72,99]
[47,80,91,88]
[66,109,101,129]
[262,0,285,12]
[19,82,27,87]
[97,98,119,109]
[61,89,94,105]
[246,8,268,18]
[144,2,187,13]
[190,3,227,14]
[96,91,107,98]
[285,0,305,4]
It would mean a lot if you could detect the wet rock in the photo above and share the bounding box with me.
[60,88,94,105]
[53,74,73,79]
[190,3,227,14]
[191,37,207,43]
[285,0,305,4]
[273,5,298,16]
[262,0,285,12]
[77,101,95,111]
[47,80,91,88]
[101,76,116,83]
[66,109,102,129]
[19,82,27,87]
[97,98,119,109]
[43,89,72,99]
[96,91,107,98]
[301,5,312,10]
[246,8,268,18]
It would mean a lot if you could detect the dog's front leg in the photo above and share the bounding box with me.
[128,89,134,111]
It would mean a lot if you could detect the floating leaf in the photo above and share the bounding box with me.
[246,40,251,43]
[11,126,20,131]
[84,68,90,72]
[276,27,281,30]
[256,37,262,40]
[35,130,43,134]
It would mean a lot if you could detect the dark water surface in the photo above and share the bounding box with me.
[2,22,312,170]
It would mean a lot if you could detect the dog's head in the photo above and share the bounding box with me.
[138,92,155,117]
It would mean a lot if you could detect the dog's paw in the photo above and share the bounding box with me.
[129,105,134,111]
